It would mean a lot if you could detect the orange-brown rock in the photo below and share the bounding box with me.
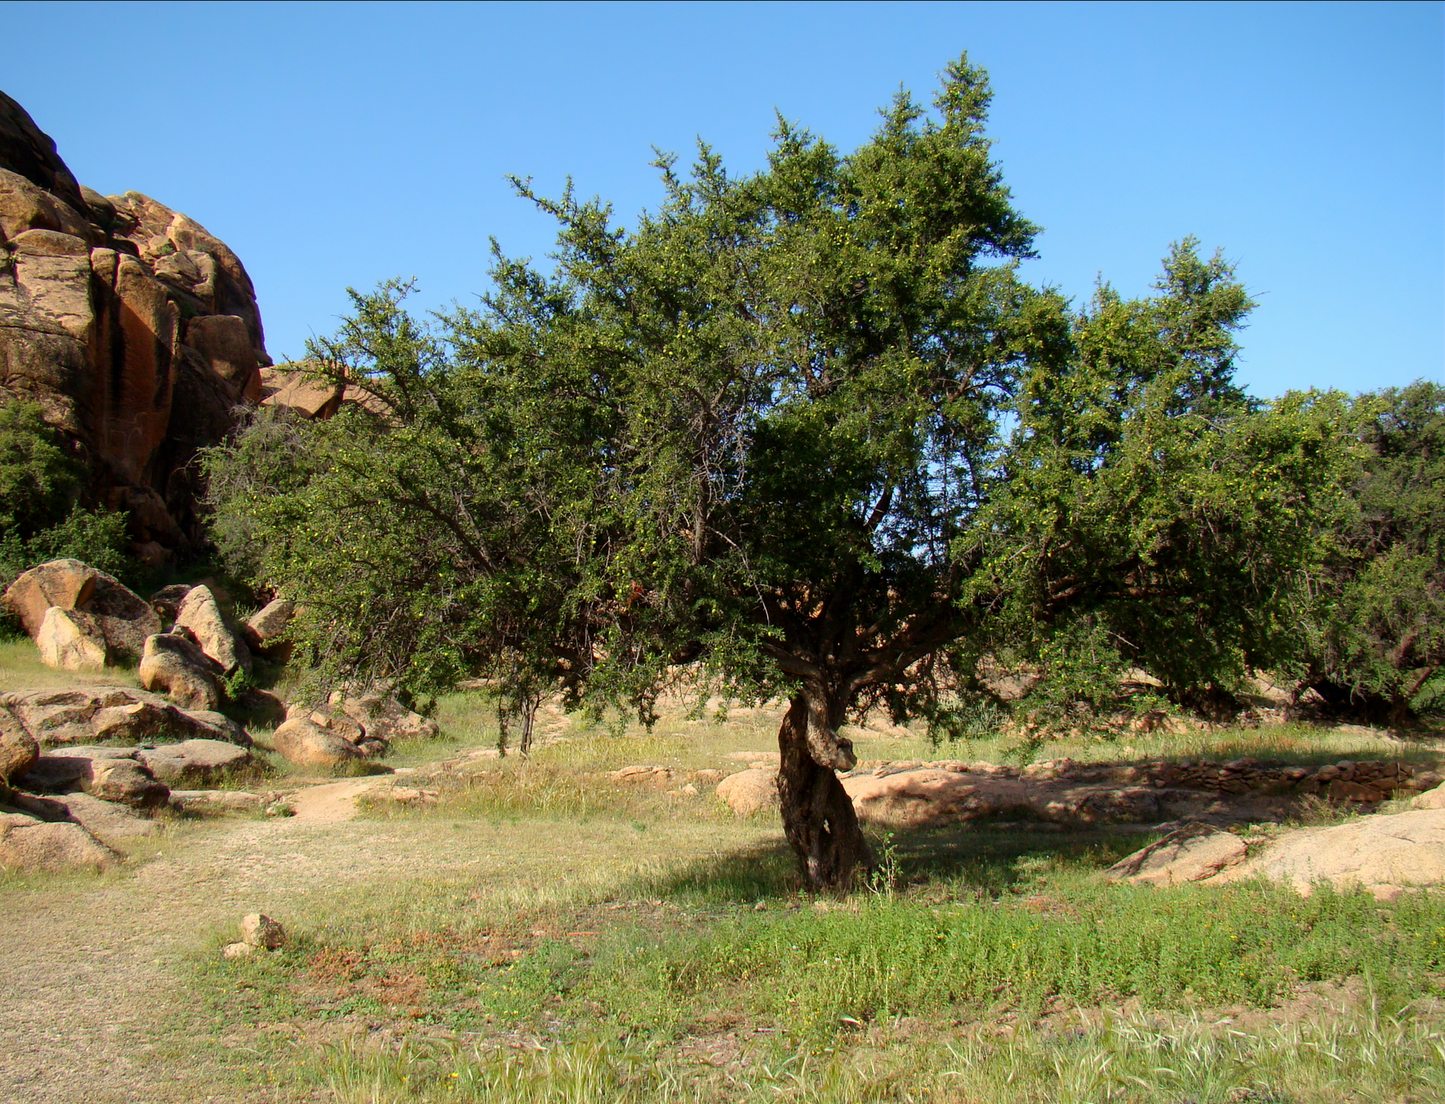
[0,91,270,551]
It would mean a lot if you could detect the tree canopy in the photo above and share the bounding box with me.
[205,55,1402,888]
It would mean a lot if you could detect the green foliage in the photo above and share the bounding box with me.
[963,252,1360,717]
[1294,381,1445,720]
[204,54,1431,735]
[0,401,131,602]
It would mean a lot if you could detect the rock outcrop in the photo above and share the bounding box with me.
[1215,809,1445,900]
[1106,823,1250,886]
[0,91,270,553]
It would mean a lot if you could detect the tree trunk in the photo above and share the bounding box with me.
[776,690,873,892]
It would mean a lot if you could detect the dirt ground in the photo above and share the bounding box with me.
[0,773,462,1104]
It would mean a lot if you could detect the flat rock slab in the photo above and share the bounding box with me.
[0,811,117,872]
[169,789,267,813]
[2,686,251,747]
[840,768,1162,828]
[1107,824,1249,886]
[55,792,158,846]
[1215,808,1445,900]
[134,739,252,785]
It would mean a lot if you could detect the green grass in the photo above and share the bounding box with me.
[0,636,141,692]
[302,997,1445,1104]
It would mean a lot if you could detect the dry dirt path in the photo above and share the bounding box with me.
[0,769,467,1104]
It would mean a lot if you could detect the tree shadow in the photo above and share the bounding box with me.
[630,819,1152,905]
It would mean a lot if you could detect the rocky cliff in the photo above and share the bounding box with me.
[0,90,270,558]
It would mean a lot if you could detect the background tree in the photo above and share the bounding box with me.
[969,246,1357,721]
[1291,382,1444,721]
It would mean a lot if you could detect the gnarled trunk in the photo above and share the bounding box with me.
[777,689,872,892]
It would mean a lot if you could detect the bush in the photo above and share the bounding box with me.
[0,401,132,597]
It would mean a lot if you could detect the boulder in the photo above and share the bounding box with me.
[234,686,287,727]
[240,912,287,949]
[24,747,168,808]
[134,739,253,786]
[0,710,39,782]
[269,715,363,769]
[139,632,225,711]
[242,598,294,655]
[0,812,117,873]
[4,560,160,662]
[1217,809,1445,900]
[77,571,161,659]
[1106,824,1249,886]
[82,757,168,809]
[184,710,252,745]
[329,690,438,742]
[259,363,344,418]
[1,686,251,747]
[0,90,271,555]
[3,558,95,637]
[35,607,108,672]
[716,768,778,816]
[148,583,192,623]
[173,586,250,675]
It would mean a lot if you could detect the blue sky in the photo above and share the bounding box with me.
[3,1,1440,397]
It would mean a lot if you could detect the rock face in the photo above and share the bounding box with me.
[5,559,160,665]
[0,91,270,553]
[1,685,252,747]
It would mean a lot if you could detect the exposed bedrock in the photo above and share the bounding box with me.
[0,90,271,554]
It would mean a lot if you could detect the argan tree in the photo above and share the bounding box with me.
[207,57,1332,889]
